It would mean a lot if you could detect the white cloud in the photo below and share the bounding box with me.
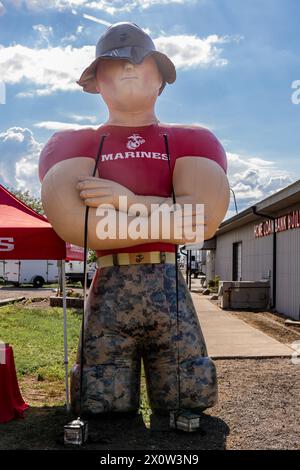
[0,127,43,196]
[7,0,187,14]
[34,121,98,130]
[60,24,86,45]
[0,43,94,96]
[60,34,77,44]
[226,152,296,216]
[82,13,111,27]
[63,113,98,123]
[0,1,6,16]
[140,0,185,7]
[33,24,53,46]
[0,33,232,97]
[85,0,189,14]
[154,34,230,69]
[8,0,87,10]
[83,1,127,15]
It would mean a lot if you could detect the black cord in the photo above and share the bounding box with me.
[163,134,181,413]
[79,133,107,416]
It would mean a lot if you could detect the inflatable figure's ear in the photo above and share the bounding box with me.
[157,69,164,96]
[95,64,101,94]
[159,78,164,93]
[95,82,101,94]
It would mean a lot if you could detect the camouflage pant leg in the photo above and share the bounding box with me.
[70,263,218,415]
[71,266,144,414]
[141,264,218,413]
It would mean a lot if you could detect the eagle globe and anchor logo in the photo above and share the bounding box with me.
[135,254,144,263]
[126,133,145,150]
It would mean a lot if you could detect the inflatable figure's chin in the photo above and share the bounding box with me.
[102,88,158,113]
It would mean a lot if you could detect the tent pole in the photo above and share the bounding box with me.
[62,259,70,411]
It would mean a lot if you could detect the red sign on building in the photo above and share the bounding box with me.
[254,209,300,238]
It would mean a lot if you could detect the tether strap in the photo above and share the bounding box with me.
[79,133,107,415]
[163,133,181,412]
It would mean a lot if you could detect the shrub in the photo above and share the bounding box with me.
[208,275,221,289]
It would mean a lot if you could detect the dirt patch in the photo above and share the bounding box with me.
[19,375,65,407]
[20,298,53,309]
[0,286,83,301]
[229,311,300,345]
[0,286,84,309]
[2,358,300,450]
[207,295,300,345]
[0,286,56,300]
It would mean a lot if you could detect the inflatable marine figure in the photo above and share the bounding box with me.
[39,23,230,417]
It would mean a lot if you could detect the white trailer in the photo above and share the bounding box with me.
[3,259,59,287]
[3,259,96,287]
[64,260,96,286]
[0,260,4,279]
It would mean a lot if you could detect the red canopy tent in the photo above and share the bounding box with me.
[0,184,83,417]
[0,184,83,261]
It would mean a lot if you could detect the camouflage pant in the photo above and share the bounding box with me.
[71,263,218,415]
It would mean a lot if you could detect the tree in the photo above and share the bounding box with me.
[88,250,97,263]
[9,187,44,215]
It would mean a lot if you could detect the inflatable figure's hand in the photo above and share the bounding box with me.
[77,176,134,211]
[151,202,206,245]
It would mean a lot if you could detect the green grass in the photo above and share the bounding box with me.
[0,305,151,424]
[0,305,81,380]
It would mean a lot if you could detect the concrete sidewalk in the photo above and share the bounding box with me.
[192,294,296,359]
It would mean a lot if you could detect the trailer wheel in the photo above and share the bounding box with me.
[33,276,45,288]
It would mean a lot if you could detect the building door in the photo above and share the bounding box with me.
[232,242,242,281]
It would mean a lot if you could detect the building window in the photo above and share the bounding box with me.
[232,241,242,281]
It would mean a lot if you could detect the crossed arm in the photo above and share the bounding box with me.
[41,156,230,249]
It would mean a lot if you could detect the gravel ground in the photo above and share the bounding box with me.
[2,358,299,450]
[209,358,300,450]
[0,286,57,300]
[0,285,83,305]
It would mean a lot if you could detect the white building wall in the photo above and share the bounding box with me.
[215,203,300,319]
[276,223,300,319]
[215,224,273,282]
[0,261,4,278]
[206,250,215,282]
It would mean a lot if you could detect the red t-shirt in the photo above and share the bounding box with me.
[39,123,227,256]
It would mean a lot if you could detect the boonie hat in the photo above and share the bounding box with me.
[77,22,176,95]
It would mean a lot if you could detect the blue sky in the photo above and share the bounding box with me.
[0,0,300,219]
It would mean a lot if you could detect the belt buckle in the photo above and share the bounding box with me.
[135,253,144,264]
